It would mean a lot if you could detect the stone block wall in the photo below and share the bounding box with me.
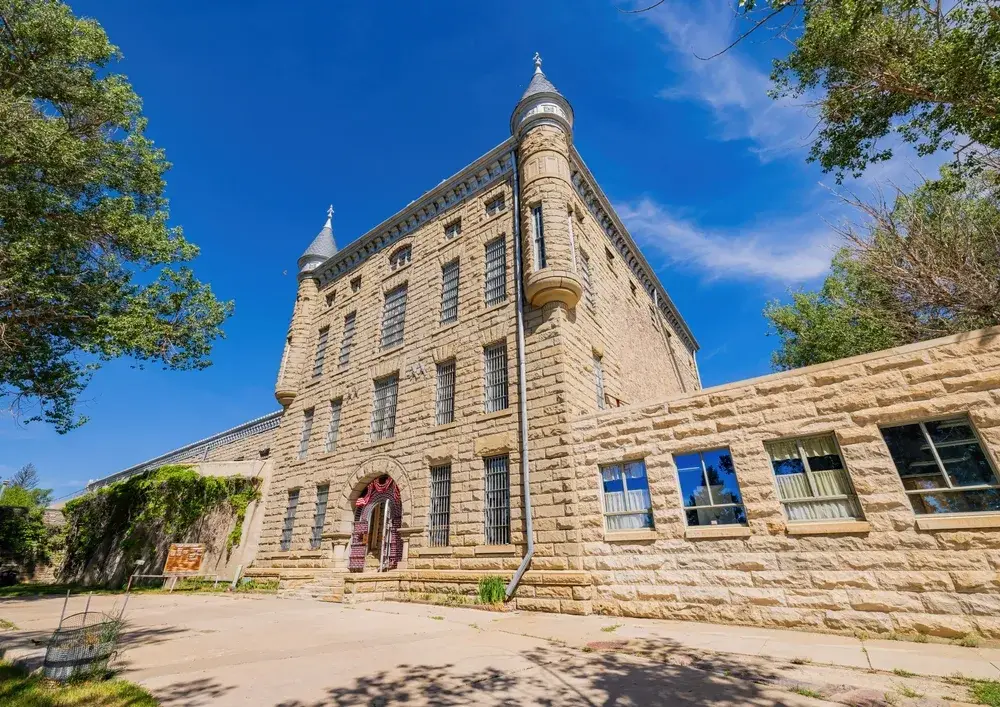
[561,328,1000,638]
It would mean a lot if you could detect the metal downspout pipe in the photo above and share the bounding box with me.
[506,148,534,600]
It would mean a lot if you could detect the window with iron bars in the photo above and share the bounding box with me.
[280,489,299,551]
[435,360,456,425]
[338,312,356,366]
[310,484,329,550]
[298,408,314,460]
[428,464,452,547]
[594,354,606,410]
[440,260,460,324]
[370,374,399,440]
[325,399,342,452]
[532,205,546,270]
[579,249,596,314]
[483,342,508,413]
[484,237,507,307]
[485,195,505,216]
[484,455,511,545]
[312,326,329,378]
[380,284,408,349]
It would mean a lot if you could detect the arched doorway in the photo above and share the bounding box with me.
[348,475,402,572]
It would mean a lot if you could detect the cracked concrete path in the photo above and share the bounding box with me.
[0,593,995,705]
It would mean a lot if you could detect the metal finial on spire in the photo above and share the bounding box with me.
[324,204,334,229]
[533,52,542,74]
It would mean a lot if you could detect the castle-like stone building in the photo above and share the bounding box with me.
[96,57,1000,639]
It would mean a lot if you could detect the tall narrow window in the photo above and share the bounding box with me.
[338,312,356,366]
[380,284,408,349]
[484,237,507,306]
[370,374,399,440]
[310,484,329,550]
[600,460,653,531]
[440,260,460,323]
[881,417,1000,515]
[312,327,329,378]
[280,489,299,551]
[532,205,546,270]
[594,354,606,410]
[325,399,342,452]
[484,455,510,545]
[298,408,314,460]
[674,448,747,526]
[429,464,452,547]
[483,342,509,413]
[580,249,596,314]
[766,435,863,522]
[435,360,456,425]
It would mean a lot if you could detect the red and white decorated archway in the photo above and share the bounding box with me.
[348,475,402,572]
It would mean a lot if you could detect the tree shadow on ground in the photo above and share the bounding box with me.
[275,639,817,706]
[153,677,236,706]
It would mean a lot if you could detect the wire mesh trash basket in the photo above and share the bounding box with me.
[43,610,124,681]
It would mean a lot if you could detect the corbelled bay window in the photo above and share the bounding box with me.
[483,342,508,413]
[380,284,408,349]
[594,354,606,410]
[532,205,546,270]
[280,489,299,551]
[435,360,456,425]
[881,417,1000,515]
[324,399,342,452]
[484,454,511,545]
[674,448,747,526]
[370,374,399,441]
[440,260,460,324]
[429,464,452,547]
[310,484,329,550]
[298,408,314,460]
[338,312,356,366]
[599,460,653,531]
[766,435,863,522]
[312,326,329,378]
[484,236,507,306]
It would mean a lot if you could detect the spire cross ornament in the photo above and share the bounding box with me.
[533,52,542,74]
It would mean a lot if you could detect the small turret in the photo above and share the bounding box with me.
[510,53,574,138]
[297,206,338,277]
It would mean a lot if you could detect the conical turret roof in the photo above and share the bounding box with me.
[510,53,574,136]
[298,207,338,275]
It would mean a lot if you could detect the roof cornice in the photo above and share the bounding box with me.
[569,146,699,353]
[311,138,516,286]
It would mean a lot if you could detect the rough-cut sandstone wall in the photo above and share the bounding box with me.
[564,328,1000,638]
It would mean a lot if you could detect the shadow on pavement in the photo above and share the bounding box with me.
[155,677,236,706]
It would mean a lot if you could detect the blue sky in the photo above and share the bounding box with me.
[3,0,931,495]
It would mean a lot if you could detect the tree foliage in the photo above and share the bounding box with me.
[766,168,1000,368]
[0,462,55,574]
[0,0,233,432]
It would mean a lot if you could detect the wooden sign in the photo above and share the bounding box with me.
[164,543,205,575]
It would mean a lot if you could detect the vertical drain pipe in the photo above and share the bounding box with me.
[506,148,534,601]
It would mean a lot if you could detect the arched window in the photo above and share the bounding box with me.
[389,245,412,271]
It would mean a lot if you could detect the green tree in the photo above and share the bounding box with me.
[0,0,233,433]
[0,462,51,508]
[0,462,54,574]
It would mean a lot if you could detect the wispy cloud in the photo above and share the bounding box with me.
[616,197,837,282]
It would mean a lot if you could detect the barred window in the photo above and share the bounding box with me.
[580,249,596,314]
[312,326,329,378]
[483,342,508,413]
[484,237,507,306]
[881,417,1000,516]
[485,195,506,216]
[600,460,653,531]
[350,276,361,293]
[440,260,460,324]
[310,484,329,550]
[338,312,356,366]
[674,448,747,527]
[324,399,342,452]
[280,489,299,551]
[370,374,399,440]
[435,360,456,425]
[766,435,863,522]
[445,219,462,240]
[594,354,606,410]
[484,455,510,545]
[380,284,408,349]
[532,205,547,270]
[298,408,314,460]
[429,464,452,547]
[389,245,411,271]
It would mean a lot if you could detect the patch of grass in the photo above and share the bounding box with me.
[892,668,915,678]
[0,618,17,630]
[430,615,444,621]
[0,661,157,707]
[0,583,125,598]
[477,576,505,605]
[790,686,823,699]
[898,685,923,698]
[955,632,982,648]
[789,656,811,665]
[912,632,929,643]
[601,624,622,633]
[970,679,1000,706]
[235,578,278,593]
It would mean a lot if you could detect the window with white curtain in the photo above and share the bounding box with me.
[599,460,653,531]
[765,435,863,522]
[674,448,746,526]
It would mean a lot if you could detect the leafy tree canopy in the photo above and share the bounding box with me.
[0,0,233,432]
[0,462,51,508]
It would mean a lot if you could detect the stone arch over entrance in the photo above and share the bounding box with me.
[338,457,413,573]
[338,456,413,530]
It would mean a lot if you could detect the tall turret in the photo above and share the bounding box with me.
[275,207,337,407]
[512,55,582,308]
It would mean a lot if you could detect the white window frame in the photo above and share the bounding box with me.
[597,460,654,532]
[673,448,748,526]
[765,434,863,522]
